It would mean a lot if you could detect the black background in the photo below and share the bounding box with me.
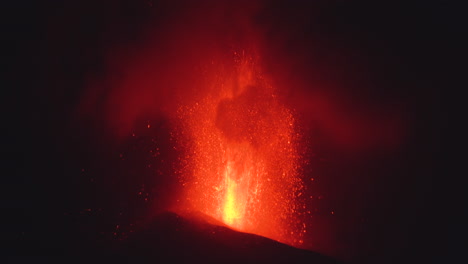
[2,0,459,263]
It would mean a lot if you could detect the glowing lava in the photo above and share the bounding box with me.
[176,51,306,246]
[220,143,258,229]
[223,168,242,226]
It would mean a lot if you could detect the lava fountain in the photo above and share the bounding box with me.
[175,51,306,246]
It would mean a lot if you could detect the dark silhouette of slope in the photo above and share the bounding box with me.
[113,211,340,263]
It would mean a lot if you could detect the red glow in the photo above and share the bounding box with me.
[175,52,306,246]
[75,1,409,258]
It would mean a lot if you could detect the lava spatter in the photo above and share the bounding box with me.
[175,52,306,246]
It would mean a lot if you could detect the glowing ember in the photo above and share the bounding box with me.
[176,51,306,246]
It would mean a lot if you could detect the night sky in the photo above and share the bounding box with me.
[2,1,458,263]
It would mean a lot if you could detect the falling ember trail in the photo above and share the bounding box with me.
[176,51,306,246]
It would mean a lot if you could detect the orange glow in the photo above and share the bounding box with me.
[176,51,306,246]
[223,172,241,226]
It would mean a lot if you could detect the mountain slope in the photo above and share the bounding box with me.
[116,211,340,263]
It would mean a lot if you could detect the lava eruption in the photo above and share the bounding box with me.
[68,0,423,261]
[174,51,306,246]
[5,0,450,263]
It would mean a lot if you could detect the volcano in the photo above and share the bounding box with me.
[115,211,339,264]
[3,1,452,263]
